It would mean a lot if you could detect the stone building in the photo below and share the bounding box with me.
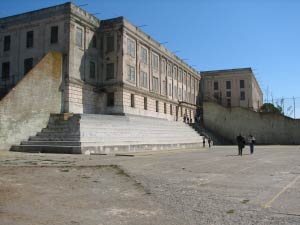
[0,2,203,153]
[0,2,200,122]
[201,68,263,111]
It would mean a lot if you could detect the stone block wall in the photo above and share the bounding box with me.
[203,102,300,144]
[0,51,62,150]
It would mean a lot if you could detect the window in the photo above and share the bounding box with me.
[174,85,177,98]
[178,69,182,82]
[26,31,34,48]
[131,94,135,107]
[1,62,10,80]
[144,97,147,110]
[167,63,172,77]
[183,90,186,101]
[214,92,219,100]
[76,27,83,47]
[127,38,135,57]
[183,72,187,85]
[91,35,97,48]
[226,81,231,89]
[152,77,159,92]
[178,88,182,100]
[170,104,173,115]
[156,100,159,112]
[168,83,172,97]
[227,99,231,107]
[226,91,231,98]
[161,59,166,73]
[106,63,114,80]
[173,67,177,80]
[240,91,245,100]
[140,46,147,64]
[24,58,33,75]
[164,103,167,114]
[214,81,218,90]
[107,92,114,106]
[162,80,167,95]
[50,26,58,44]
[127,65,135,83]
[152,53,159,71]
[106,35,114,52]
[140,71,148,88]
[4,35,10,51]
[89,61,96,79]
[240,80,245,89]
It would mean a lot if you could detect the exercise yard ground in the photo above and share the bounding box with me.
[0,146,299,225]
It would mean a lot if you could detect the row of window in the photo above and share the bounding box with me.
[214,80,245,91]
[126,37,197,86]
[2,26,59,52]
[1,59,33,80]
[214,91,246,101]
[1,59,96,81]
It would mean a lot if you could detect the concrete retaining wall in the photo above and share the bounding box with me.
[0,51,62,150]
[203,102,300,144]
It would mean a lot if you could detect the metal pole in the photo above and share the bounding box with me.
[293,96,296,119]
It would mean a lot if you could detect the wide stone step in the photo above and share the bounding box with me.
[11,142,203,154]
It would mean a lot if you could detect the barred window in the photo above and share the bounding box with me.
[173,67,177,80]
[1,62,10,80]
[4,35,10,51]
[50,26,58,44]
[161,59,166,73]
[24,58,33,75]
[140,46,147,64]
[75,27,83,47]
[106,35,114,52]
[226,81,231,89]
[127,65,136,83]
[106,63,114,80]
[140,71,148,88]
[127,38,135,57]
[26,31,34,48]
[152,53,159,71]
[240,80,245,89]
[152,77,159,92]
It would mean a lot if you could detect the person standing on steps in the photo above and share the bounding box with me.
[202,137,206,148]
[249,134,256,154]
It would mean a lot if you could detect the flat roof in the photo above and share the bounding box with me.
[201,67,252,74]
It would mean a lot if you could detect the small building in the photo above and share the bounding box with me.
[201,68,263,111]
[0,2,200,122]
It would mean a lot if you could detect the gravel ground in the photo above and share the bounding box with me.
[0,145,299,225]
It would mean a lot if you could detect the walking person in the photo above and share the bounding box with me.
[236,134,245,156]
[208,137,212,148]
[249,134,256,154]
[202,137,206,147]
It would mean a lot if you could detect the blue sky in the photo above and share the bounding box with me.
[1,0,300,116]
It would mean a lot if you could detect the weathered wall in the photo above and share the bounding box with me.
[0,51,62,150]
[203,102,300,144]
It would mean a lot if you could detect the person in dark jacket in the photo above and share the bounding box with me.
[236,134,245,156]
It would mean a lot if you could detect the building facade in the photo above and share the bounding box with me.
[0,3,200,121]
[201,68,263,111]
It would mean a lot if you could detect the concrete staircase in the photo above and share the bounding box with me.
[11,114,203,154]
